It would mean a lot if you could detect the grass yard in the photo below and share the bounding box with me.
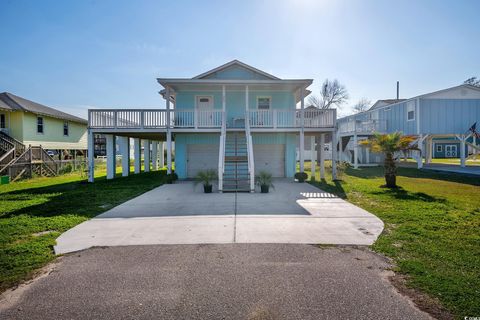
[305,161,480,318]
[0,168,168,292]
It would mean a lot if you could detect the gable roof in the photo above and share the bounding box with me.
[193,60,280,80]
[369,99,407,110]
[0,92,87,124]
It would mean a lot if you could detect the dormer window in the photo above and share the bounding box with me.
[257,97,271,110]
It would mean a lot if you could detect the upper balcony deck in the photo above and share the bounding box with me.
[88,108,336,132]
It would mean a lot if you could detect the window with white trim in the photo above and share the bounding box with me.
[37,116,44,134]
[436,145,442,153]
[63,121,69,136]
[257,97,271,110]
[406,101,415,121]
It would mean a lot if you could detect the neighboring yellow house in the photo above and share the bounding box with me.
[0,92,87,151]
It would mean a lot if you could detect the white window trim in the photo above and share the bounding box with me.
[36,116,44,135]
[63,121,69,136]
[256,96,271,110]
[194,95,214,109]
[406,101,415,121]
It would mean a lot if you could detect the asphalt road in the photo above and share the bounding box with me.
[0,244,431,320]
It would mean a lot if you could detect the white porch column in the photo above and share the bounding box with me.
[366,147,370,164]
[166,87,172,174]
[144,140,150,172]
[299,88,305,172]
[338,135,343,162]
[133,138,141,174]
[460,135,466,167]
[106,134,116,179]
[159,142,165,168]
[425,137,432,164]
[417,134,424,169]
[331,131,338,180]
[310,136,316,178]
[320,133,325,180]
[119,136,130,177]
[151,142,158,170]
[353,133,358,169]
[87,130,94,183]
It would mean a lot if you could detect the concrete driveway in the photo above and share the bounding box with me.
[55,180,384,254]
[0,245,431,320]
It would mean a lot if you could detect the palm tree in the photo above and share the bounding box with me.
[359,132,417,188]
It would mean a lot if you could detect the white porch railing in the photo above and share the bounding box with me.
[247,109,335,128]
[338,119,387,134]
[89,109,224,129]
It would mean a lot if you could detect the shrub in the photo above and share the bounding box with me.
[294,172,308,183]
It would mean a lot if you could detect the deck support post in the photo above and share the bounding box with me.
[87,130,94,183]
[425,137,433,164]
[144,140,150,172]
[166,87,172,174]
[460,134,466,168]
[331,131,338,180]
[133,138,141,174]
[310,136,316,178]
[353,132,358,169]
[366,147,370,164]
[119,136,130,177]
[151,142,158,170]
[106,134,116,179]
[299,88,305,173]
[338,135,343,162]
[320,133,325,179]
[159,142,165,168]
[417,134,425,169]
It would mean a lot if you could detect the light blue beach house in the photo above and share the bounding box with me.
[337,84,480,168]
[87,60,337,191]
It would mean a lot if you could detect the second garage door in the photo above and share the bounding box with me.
[187,144,219,178]
[253,144,285,177]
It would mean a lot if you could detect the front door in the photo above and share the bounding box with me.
[445,145,457,158]
[196,96,214,110]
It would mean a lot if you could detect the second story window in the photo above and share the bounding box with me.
[63,121,69,136]
[37,116,44,134]
[257,97,271,110]
[406,101,415,121]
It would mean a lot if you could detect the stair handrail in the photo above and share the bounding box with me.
[245,112,255,192]
[0,131,25,154]
[218,111,226,191]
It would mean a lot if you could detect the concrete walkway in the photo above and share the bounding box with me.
[55,180,384,254]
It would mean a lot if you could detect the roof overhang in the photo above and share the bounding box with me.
[158,79,312,101]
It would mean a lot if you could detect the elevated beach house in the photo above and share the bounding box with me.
[337,84,480,168]
[0,92,88,180]
[87,60,337,191]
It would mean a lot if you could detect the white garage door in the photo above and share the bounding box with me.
[253,144,285,177]
[187,144,219,178]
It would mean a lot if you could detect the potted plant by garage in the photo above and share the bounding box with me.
[294,172,308,183]
[256,171,274,193]
[195,169,217,193]
[166,172,179,184]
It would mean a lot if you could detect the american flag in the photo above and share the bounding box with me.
[469,122,480,138]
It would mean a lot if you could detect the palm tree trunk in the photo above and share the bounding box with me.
[384,152,397,188]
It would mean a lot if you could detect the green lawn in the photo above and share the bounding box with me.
[305,162,479,318]
[0,168,167,292]
[404,157,480,166]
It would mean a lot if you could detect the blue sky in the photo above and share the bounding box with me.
[1,0,479,118]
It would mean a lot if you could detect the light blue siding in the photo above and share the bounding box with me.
[175,90,295,127]
[420,99,480,134]
[378,101,417,135]
[203,65,272,80]
[174,132,297,178]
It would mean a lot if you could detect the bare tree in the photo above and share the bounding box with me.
[464,77,480,87]
[353,98,371,113]
[308,79,349,109]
